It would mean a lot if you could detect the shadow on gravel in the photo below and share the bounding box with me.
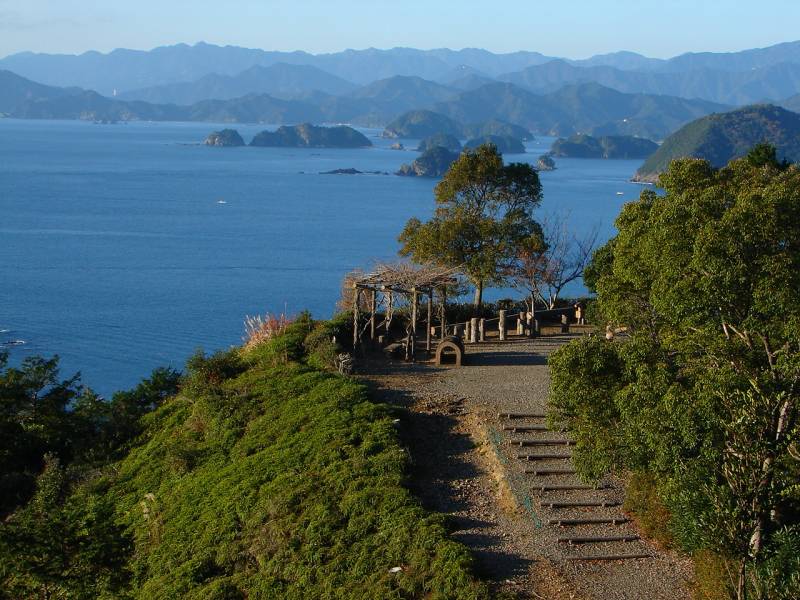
[466,351,547,367]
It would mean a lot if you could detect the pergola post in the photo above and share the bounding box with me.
[410,287,418,361]
[440,287,447,341]
[426,292,433,352]
[369,289,377,341]
[499,309,507,341]
[352,285,360,350]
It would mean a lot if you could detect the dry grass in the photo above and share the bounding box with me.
[243,313,292,350]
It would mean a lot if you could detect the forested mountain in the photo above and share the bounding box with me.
[1,69,727,140]
[434,82,726,139]
[120,63,357,104]
[782,93,800,112]
[635,104,800,181]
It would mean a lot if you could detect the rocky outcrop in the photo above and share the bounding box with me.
[537,154,557,171]
[383,110,462,139]
[204,129,245,146]
[396,147,460,178]
[250,123,372,148]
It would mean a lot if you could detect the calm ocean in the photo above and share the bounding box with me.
[0,119,642,395]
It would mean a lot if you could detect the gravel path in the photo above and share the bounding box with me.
[361,333,693,600]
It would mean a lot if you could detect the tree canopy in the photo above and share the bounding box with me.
[548,149,800,598]
[398,143,543,307]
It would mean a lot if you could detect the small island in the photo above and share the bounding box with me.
[383,110,462,139]
[417,133,462,153]
[204,129,245,147]
[537,154,557,171]
[250,123,372,148]
[551,134,658,159]
[464,134,525,154]
[397,146,460,178]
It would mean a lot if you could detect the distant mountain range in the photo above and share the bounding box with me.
[2,40,800,102]
[0,69,733,140]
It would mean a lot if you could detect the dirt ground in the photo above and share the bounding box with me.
[359,335,694,600]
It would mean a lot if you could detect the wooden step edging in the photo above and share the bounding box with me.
[543,500,620,508]
[525,468,577,475]
[537,484,599,491]
[515,439,575,446]
[503,425,549,432]
[499,412,546,419]
[565,553,651,562]
[550,517,629,526]
[517,453,572,460]
[559,535,639,545]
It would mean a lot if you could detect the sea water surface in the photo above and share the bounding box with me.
[0,119,644,395]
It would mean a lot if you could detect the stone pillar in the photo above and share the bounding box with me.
[479,318,485,342]
[499,310,506,341]
[470,318,478,344]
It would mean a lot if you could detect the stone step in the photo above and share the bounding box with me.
[559,535,639,545]
[565,553,651,562]
[543,500,620,509]
[549,517,629,526]
[517,453,572,460]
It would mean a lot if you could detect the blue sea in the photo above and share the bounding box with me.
[0,119,644,396]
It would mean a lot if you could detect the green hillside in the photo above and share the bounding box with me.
[0,315,489,599]
[636,104,800,181]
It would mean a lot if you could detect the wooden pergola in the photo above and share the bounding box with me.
[351,263,459,359]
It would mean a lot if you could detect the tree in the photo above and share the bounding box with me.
[399,144,542,309]
[510,214,598,310]
[549,153,800,599]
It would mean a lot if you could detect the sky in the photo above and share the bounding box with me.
[1,0,799,59]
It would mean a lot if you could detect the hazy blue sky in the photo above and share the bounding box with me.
[1,0,798,59]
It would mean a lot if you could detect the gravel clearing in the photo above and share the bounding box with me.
[360,333,693,600]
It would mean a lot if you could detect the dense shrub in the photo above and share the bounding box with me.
[1,318,490,599]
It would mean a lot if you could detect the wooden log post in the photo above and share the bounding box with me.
[426,292,433,353]
[352,286,360,350]
[369,289,377,341]
[499,309,507,341]
[470,318,478,344]
[479,318,485,342]
[440,288,447,341]
[527,311,534,338]
[516,314,524,335]
[465,320,471,341]
[410,288,418,361]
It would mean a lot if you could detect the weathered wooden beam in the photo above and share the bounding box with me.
[558,535,639,545]
[543,500,619,508]
[537,484,597,491]
[549,517,629,526]
[526,468,577,475]
[499,309,506,341]
[499,412,546,419]
[517,454,572,460]
[515,439,575,446]
[503,424,548,432]
[565,553,651,562]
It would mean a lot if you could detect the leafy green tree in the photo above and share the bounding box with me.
[399,143,543,309]
[549,152,800,599]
